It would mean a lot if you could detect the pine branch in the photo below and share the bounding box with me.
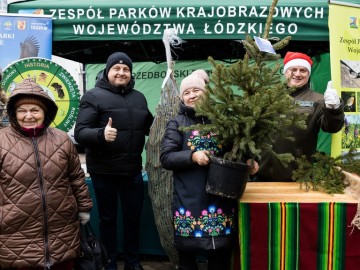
[292,147,360,194]
[263,0,278,40]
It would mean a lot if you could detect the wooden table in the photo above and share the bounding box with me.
[240,182,357,203]
[233,182,360,270]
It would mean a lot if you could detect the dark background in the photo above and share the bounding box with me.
[53,39,330,64]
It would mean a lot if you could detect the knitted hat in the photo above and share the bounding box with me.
[179,69,209,99]
[105,52,133,76]
[283,52,313,74]
[15,96,47,112]
[6,78,58,130]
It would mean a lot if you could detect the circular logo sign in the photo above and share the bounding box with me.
[1,57,80,132]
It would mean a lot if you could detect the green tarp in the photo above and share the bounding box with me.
[8,0,332,41]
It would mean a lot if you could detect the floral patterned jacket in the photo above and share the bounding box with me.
[160,102,237,251]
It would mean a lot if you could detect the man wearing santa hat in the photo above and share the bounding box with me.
[255,51,345,182]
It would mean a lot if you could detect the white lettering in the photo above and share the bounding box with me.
[54,5,325,37]
[0,33,15,38]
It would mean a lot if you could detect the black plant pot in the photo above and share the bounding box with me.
[206,156,250,199]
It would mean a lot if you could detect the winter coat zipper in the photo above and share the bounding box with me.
[32,137,51,269]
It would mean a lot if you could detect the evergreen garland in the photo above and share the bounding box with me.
[292,147,360,194]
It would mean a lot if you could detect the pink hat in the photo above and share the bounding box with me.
[180,69,209,100]
[283,52,313,74]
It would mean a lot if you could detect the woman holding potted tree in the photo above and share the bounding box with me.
[160,69,258,270]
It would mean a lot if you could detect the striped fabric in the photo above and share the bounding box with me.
[234,202,360,270]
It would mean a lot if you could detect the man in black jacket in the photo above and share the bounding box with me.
[75,52,153,270]
[255,51,345,182]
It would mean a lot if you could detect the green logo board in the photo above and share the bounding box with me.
[1,58,80,132]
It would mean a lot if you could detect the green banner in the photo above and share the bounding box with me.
[9,0,330,41]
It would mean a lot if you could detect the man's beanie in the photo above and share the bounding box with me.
[105,52,133,76]
[180,69,209,100]
[283,52,313,75]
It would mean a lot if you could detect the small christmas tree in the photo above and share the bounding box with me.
[186,0,306,165]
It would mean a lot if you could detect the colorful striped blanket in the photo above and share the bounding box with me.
[234,202,360,270]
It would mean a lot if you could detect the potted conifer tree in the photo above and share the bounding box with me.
[184,0,307,199]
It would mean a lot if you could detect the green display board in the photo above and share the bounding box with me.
[1,57,80,132]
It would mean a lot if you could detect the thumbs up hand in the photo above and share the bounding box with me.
[104,117,117,142]
[324,81,341,109]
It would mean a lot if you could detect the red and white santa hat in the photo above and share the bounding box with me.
[283,52,313,75]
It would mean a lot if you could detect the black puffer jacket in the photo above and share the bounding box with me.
[161,103,237,251]
[74,76,153,176]
[256,84,345,182]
